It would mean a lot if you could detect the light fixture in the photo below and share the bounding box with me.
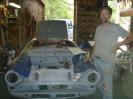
[9,2,21,9]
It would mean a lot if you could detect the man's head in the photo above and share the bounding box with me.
[99,6,112,24]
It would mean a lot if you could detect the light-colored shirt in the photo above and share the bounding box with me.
[94,23,129,63]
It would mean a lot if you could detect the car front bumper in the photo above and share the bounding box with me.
[9,88,95,99]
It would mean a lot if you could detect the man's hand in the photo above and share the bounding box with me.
[113,44,119,52]
[113,44,125,52]
[113,34,133,52]
[84,58,92,63]
[84,53,93,63]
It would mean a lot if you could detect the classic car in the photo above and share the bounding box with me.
[5,20,100,99]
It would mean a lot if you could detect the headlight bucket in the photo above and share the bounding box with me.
[5,70,22,86]
[87,70,100,85]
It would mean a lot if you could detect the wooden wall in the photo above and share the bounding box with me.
[74,0,108,42]
[21,0,45,22]
[20,0,45,47]
[0,0,45,50]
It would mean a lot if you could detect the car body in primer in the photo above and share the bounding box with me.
[5,20,100,99]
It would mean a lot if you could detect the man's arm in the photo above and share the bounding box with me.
[114,33,133,51]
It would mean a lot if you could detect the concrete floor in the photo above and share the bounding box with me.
[0,72,133,99]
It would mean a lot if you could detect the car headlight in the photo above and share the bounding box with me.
[87,70,100,85]
[5,70,22,86]
[72,73,81,81]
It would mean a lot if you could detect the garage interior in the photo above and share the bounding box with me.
[0,0,133,99]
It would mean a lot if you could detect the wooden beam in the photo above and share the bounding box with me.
[120,8,133,17]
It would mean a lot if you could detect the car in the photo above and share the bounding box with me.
[5,20,100,99]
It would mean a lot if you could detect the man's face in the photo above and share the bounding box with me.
[100,9,111,24]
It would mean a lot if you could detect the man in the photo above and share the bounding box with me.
[91,6,132,99]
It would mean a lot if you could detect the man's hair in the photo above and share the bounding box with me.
[99,6,113,16]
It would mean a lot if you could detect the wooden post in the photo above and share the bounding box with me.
[0,27,5,47]
[130,2,133,34]
[74,0,77,42]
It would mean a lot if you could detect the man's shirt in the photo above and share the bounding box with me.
[94,23,129,63]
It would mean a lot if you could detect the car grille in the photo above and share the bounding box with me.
[39,70,70,81]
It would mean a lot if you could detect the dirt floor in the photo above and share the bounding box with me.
[113,72,133,99]
[0,72,133,99]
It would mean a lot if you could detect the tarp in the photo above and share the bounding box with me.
[11,55,32,77]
